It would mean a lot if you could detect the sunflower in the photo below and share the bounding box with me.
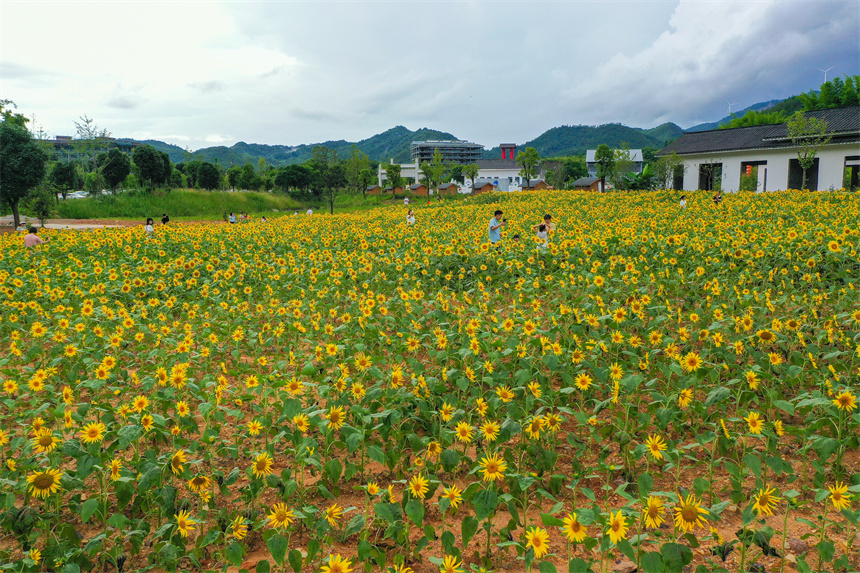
[480,420,500,442]
[326,405,345,430]
[828,482,852,511]
[744,411,764,434]
[644,434,668,460]
[440,555,464,573]
[292,413,310,433]
[426,440,442,460]
[141,414,154,431]
[644,496,665,528]
[391,564,414,573]
[524,526,550,558]
[756,329,775,344]
[175,510,196,537]
[607,510,627,544]
[454,421,474,443]
[681,352,702,372]
[31,428,60,453]
[574,372,593,391]
[27,468,63,498]
[478,452,507,482]
[268,503,296,529]
[170,450,187,475]
[187,475,211,493]
[832,390,858,412]
[252,452,274,478]
[562,512,587,543]
[674,494,708,533]
[131,394,148,413]
[80,422,106,444]
[247,420,262,435]
[366,481,380,496]
[496,385,515,402]
[109,459,122,481]
[441,484,462,509]
[439,402,455,422]
[752,487,780,517]
[320,554,353,573]
[408,474,429,499]
[325,503,344,526]
[525,417,543,440]
[176,401,190,417]
[678,388,693,409]
[475,397,489,417]
[231,515,248,540]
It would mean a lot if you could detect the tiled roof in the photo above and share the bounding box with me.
[477,158,518,169]
[572,177,599,186]
[659,106,860,156]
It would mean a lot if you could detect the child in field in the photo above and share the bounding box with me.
[536,224,548,250]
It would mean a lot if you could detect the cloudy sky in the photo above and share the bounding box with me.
[2,0,857,151]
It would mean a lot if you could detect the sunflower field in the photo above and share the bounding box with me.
[1,189,858,573]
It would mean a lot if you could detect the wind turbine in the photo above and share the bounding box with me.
[818,66,833,83]
[726,101,739,115]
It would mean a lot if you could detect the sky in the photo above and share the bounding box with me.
[1,0,858,152]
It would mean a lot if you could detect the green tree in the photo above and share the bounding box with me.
[383,163,402,198]
[448,164,464,185]
[309,146,344,213]
[73,115,111,179]
[133,145,165,190]
[515,146,540,188]
[358,168,375,198]
[0,118,49,229]
[102,148,131,193]
[50,161,79,199]
[27,185,56,226]
[197,162,221,190]
[462,163,480,192]
[427,149,447,191]
[719,109,788,129]
[345,145,370,198]
[610,144,634,189]
[274,164,311,195]
[594,144,615,192]
[840,75,859,106]
[227,166,242,190]
[653,152,686,190]
[787,111,831,190]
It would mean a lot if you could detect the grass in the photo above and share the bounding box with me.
[47,189,302,221]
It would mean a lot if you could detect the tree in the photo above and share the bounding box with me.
[787,111,831,190]
[463,163,480,192]
[101,148,131,193]
[274,164,311,195]
[448,164,464,185]
[159,151,172,188]
[27,185,56,226]
[197,162,221,190]
[384,163,402,198]
[51,161,79,199]
[427,149,446,192]
[343,145,370,198]
[594,144,615,192]
[610,144,635,189]
[309,146,344,213]
[719,109,787,129]
[358,168,375,198]
[515,146,540,188]
[653,152,686,190]
[419,161,432,190]
[134,145,165,190]
[0,119,49,229]
[226,166,242,190]
[73,115,111,177]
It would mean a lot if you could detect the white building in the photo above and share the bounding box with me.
[379,143,545,193]
[585,148,644,178]
[657,106,860,192]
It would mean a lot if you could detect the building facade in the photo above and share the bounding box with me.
[410,140,484,164]
[658,106,860,192]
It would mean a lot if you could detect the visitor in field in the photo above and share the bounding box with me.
[406,209,415,225]
[532,214,556,235]
[145,218,154,235]
[713,193,722,205]
[24,227,48,248]
[679,195,687,209]
[404,197,409,206]
[536,224,548,250]
[161,213,170,225]
[306,208,313,215]
[229,212,237,224]
[488,210,506,245]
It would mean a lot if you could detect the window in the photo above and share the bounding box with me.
[698,163,722,191]
[787,158,819,190]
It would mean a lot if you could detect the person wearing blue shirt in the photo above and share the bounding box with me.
[488,210,506,244]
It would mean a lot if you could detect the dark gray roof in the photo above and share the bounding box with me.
[439,183,458,189]
[366,184,381,190]
[572,177,599,186]
[409,183,426,190]
[659,106,860,156]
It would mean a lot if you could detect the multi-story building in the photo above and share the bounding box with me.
[410,140,484,164]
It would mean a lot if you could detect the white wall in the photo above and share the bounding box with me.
[680,144,858,191]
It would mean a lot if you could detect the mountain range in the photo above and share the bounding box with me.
[140,94,802,167]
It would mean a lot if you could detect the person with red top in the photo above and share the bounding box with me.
[24,227,48,248]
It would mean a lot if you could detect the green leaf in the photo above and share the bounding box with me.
[441,448,460,472]
[638,473,654,497]
[742,453,762,478]
[404,499,424,527]
[661,542,692,573]
[816,540,834,562]
[540,512,565,527]
[256,559,270,573]
[323,459,342,483]
[288,549,302,573]
[374,502,397,524]
[441,530,455,554]
[538,562,558,573]
[461,516,479,549]
[367,445,384,463]
[80,498,100,523]
[344,513,365,537]
[267,533,288,566]
[705,386,731,406]
[225,542,244,566]
[641,552,664,573]
[568,557,594,573]
[472,488,498,521]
